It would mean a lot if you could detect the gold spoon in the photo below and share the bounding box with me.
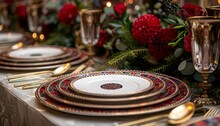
[8,63,71,82]
[11,42,24,50]
[116,102,195,126]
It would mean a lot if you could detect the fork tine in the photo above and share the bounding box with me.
[204,107,219,117]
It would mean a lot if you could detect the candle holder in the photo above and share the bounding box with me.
[188,16,220,106]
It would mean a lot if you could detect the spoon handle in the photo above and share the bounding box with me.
[116,114,168,126]
[8,73,52,82]
[7,70,52,79]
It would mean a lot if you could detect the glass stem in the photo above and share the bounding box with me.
[200,73,211,98]
[87,45,94,60]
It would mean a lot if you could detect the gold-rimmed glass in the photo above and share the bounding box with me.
[0,3,9,31]
[27,3,44,45]
[188,16,220,106]
[79,9,102,65]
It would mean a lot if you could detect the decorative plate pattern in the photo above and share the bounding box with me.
[0,49,81,66]
[46,74,178,109]
[0,46,73,62]
[57,72,166,102]
[69,74,154,97]
[0,52,88,71]
[35,70,191,116]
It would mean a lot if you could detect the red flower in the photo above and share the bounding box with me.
[58,3,78,25]
[15,4,27,17]
[180,4,204,19]
[3,0,13,4]
[184,33,191,52]
[148,28,178,60]
[96,29,110,47]
[131,14,161,45]
[113,2,126,15]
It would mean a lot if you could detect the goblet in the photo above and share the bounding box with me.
[27,3,44,45]
[79,9,102,65]
[0,3,9,31]
[206,5,220,17]
[188,16,220,106]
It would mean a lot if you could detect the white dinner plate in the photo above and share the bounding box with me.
[8,46,64,59]
[70,74,154,97]
[0,33,23,44]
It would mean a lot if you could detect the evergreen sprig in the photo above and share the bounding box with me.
[98,48,148,70]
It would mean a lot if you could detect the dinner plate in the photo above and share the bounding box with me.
[35,70,191,116]
[0,52,88,71]
[69,74,154,97]
[0,49,81,66]
[8,46,65,59]
[0,32,23,44]
[0,46,73,62]
[46,73,178,109]
[57,72,166,102]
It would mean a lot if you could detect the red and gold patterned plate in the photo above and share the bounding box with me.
[35,70,191,116]
[46,73,178,109]
[0,52,88,71]
[0,49,81,66]
[57,72,166,102]
[0,46,74,62]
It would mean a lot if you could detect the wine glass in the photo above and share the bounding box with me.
[188,16,220,106]
[0,3,9,31]
[27,3,44,45]
[206,5,220,17]
[79,9,102,65]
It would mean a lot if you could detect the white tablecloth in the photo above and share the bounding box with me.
[0,71,148,126]
[0,71,219,126]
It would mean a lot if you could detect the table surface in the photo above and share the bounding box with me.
[0,70,219,126]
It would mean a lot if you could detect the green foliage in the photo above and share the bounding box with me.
[98,48,148,70]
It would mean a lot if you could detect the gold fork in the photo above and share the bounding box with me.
[204,106,220,117]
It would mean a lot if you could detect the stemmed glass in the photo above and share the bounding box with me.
[79,9,102,65]
[0,3,9,31]
[188,16,220,106]
[27,3,44,45]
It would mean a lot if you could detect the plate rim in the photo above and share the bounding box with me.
[46,74,179,109]
[69,74,155,97]
[57,72,166,102]
[0,52,88,70]
[0,49,81,66]
[35,70,191,116]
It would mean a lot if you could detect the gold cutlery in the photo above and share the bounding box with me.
[21,64,87,90]
[116,102,195,126]
[8,63,71,82]
[204,106,220,117]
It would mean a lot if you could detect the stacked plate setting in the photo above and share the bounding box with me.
[0,46,88,70]
[35,70,191,116]
[0,32,34,53]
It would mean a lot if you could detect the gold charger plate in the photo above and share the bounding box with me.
[36,70,191,116]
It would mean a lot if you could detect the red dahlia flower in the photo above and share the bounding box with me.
[184,33,192,52]
[96,29,110,47]
[131,14,161,45]
[58,3,78,25]
[113,2,126,15]
[148,28,178,60]
[180,3,204,19]
[15,4,27,17]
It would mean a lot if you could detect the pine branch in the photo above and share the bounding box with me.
[149,63,172,73]
[98,48,148,70]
